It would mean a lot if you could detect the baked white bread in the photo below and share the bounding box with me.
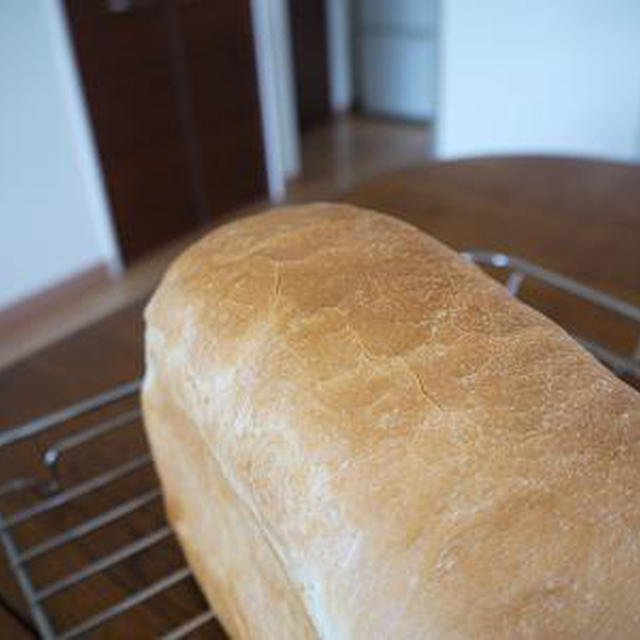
[142,203,640,639]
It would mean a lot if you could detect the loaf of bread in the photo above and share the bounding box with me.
[142,203,640,639]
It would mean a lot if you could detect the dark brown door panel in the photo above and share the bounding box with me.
[288,0,331,132]
[65,0,266,263]
[174,0,266,218]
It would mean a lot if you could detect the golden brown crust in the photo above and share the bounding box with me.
[142,203,640,639]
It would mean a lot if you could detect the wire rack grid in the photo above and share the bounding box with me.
[0,251,639,638]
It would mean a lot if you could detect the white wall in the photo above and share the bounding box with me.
[437,0,640,160]
[355,0,438,120]
[0,0,118,311]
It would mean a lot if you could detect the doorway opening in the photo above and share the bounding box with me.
[259,0,437,201]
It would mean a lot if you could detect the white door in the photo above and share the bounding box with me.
[355,0,438,120]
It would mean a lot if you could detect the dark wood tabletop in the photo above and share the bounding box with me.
[1,156,639,638]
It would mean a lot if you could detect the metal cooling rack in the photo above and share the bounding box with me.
[463,250,640,380]
[0,381,216,639]
[0,251,639,639]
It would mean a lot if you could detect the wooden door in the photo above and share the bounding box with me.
[175,0,266,215]
[288,0,331,132]
[64,0,266,264]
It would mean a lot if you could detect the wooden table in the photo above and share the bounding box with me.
[1,156,639,638]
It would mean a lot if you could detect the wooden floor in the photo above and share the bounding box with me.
[0,115,430,372]
[287,114,431,201]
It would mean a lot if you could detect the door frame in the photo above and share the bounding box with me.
[250,0,301,201]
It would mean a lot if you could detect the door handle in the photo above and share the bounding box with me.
[105,0,156,14]
[106,0,134,12]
